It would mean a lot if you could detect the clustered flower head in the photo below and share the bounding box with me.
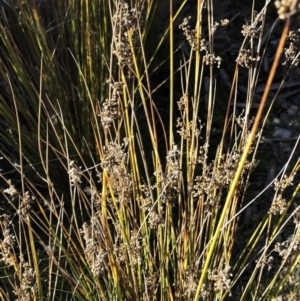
[165,145,181,193]
[101,142,132,201]
[182,267,200,298]
[139,184,164,228]
[236,12,263,68]
[1,214,36,300]
[13,261,36,301]
[68,160,82,186]
[271,206,300,297]
[179,16,224,68]
[113,231,142,266]
[203,53,222,68]
[147,209,164,229]
[0,214,16,267]
[142,272,159,300]
[177,94,202,140]
[176,117,192,140]
[241,23,262,39]
[193,148,256,213]
[81,218,107,276]
[283,29,300,76]
[112,0,144,69]
[17,191,34,218]
[179,16,200,51]
[208,265,232,293]
[275,0,300,19]
[151,145,183,205]
[274,233,300,260]
[269,172,295,215]
[4,181,18,197]
[236,49,260,68]
[256,255,274,271]
[100,81,123,128]
[211,19,230,33]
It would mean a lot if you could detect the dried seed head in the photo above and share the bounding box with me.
[212,19,230,33]
[179,16,199,51]
[0,214,16,267]
[114,231,142,266]
[143,271,159,300]
[81,218,107,276]
[274,233,300,260]
[193,149,255,213]
[236,49,260,68]
[148,209,164,229]
[256,255,274,271]
[18,191,33,218]
[203,53,222,68]
[4,182,18,197]
[101,143,132,202]
[100,81,123,128]
[283,29,300,76]
[208,265,232,293]
[183,267,199,298]
[13,262,36,301]
[68,160,82,186]
[241,24,262,39]
[112,0,144,69]
[269,194,287,215]
[275,0,300,19]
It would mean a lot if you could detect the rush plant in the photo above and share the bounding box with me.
[0,0,299,300]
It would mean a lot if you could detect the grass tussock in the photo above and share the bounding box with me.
[0,0,300,300]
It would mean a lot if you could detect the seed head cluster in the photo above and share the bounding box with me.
[139,185,164,228]
[0,214,16,267]
[193,149,256,213]
[208,265,232,294]
[18,191,34,218]
[101,142,132,201]
[256,255,274,271]
[241,23,262,39]
[4,181,18,197]
[269,173,295,215]
[1,214,36,300]
[177,94,203,140]
[237,49,260,69]
[112,0,144,68]
[211,19,230,33]
[81,218,107,276]
[179,17,200,52]
[274,233,300,260]
[179,17,223,67]
[68,160,82,186]
[165,145,182,195]
[275,0,300,19]
[283,29,300,76]
[142,271,159,300]
[13,261,36,301]
[237,13,263,68]
[182,267,199,298]
[152,146,182,206]
[100,81,123,128]
[114,231,142,266]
